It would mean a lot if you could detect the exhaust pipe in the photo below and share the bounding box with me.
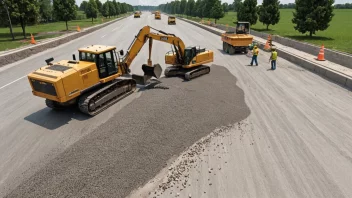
[132,64,162,85]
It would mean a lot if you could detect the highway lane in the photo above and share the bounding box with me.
[1,12,352,197]
[142,15,352,197]
[0,13,172,196]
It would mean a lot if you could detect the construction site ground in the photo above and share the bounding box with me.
[1,13,352,198]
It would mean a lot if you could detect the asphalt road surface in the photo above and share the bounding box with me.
[1,13,352,197]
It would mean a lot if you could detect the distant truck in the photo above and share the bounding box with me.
[221,22,253,54]
[155,11,161,19]
[168,16,176,25]
[134,11,141,18]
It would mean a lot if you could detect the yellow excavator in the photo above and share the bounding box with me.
[131,26,213,81]
[27,26,213,116]
[134,11,141,18]
[155,11,161,19]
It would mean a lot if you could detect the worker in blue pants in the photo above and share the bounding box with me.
[250,46,259,66]
[269,47,278,70]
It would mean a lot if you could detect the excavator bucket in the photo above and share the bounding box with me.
[132,64,163,85]
[142,64,162,78]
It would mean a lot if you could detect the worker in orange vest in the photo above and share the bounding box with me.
[250,45,259,66]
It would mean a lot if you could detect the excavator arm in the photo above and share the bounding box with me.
[122,26,186,68]
[120,25,213,84]
[147,32,186,66]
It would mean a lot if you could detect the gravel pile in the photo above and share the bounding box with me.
[151,124,237,197]
[5,65,250,198]
[149,121,248,198]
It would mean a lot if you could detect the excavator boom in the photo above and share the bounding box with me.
[122,25,213,82]
[122,26,186,67]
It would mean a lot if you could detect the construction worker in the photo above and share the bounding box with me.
[250,45,259,66]
[269,47,278,70]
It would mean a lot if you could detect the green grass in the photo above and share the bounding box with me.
[0,13,129,51]
[180,9,352,54]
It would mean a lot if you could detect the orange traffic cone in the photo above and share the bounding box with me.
[264,40,270,50]
[316,44,325,61]
[264,35,271,51]
[30,34,36,44]
[77,25,81,32]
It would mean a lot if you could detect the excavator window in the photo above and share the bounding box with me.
[184,47,197,65]
[80,52,96,62]
[96,54,107,78]
[104,51,118,75]
[95,50,118,78]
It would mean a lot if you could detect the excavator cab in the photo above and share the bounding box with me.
[184,47,197,65]
[184,46,207,65]
[78,46,119,79]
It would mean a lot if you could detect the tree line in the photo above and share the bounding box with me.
[280,3,352,9]
[80,0,133,21]
[0,0,133,40]
[279,3,295,9]
[158,0,225,23]
[334,3,352,9]
[133,5,157,11]
[158,0,335,37]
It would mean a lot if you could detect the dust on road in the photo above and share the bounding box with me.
[5,65,250,198]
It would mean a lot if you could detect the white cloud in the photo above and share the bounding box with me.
[76,0,351,6]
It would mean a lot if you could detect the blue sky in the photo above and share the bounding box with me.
[75,0,352,6]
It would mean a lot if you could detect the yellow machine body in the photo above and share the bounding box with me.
[221,34,253,47]
[221,21,253,54]
[134,11,141,18]
[165,50,213,68]
[131,26,213,69]
[27,26,213,115]
[27,45,123,103]
[155,11,161,19]
[168,16,176,25]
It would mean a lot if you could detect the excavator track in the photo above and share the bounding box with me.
[164,65,210,81]
[184,66,211,81]
[164,66,181,77]
[78,79,136,116]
